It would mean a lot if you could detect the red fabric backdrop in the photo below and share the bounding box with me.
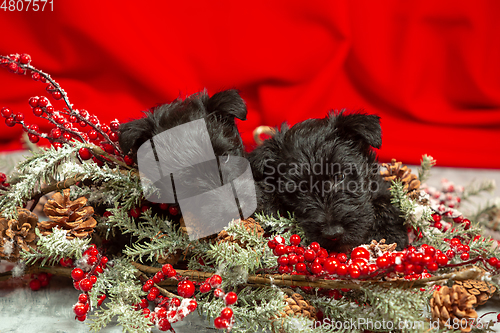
[1,0,500,168]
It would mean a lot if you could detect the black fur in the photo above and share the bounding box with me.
[119,89,247,160]
[249,111,408,253]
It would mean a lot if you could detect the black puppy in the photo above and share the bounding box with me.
[119,90,254,240]
[249,111,408,253]
[119,89,246,160]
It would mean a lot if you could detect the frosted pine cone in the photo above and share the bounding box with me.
[39,189,96,239]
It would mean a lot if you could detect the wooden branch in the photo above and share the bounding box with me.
[1,262,484,292]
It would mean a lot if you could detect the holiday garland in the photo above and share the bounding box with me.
[1,53,500,333]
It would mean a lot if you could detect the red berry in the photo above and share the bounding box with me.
[78,148,92,160]
[427,262,439,272]
[446,250,455,258]
[8,62,18,72]
[79,279,93,292]
[32,72,40,81]
[311,263,323,275]
[435,254,448,266]
[225,291,238,305]
[159,203,169,210]
[76,315,86,322]
[277,256,289,266]
[28,97,39,107]
[142,280,154,292]
[100,256,108,265]
[0,173,5,184]
[78,293,88,303]
[28,134,39,143]
[290,234,301,246]
[153,271,164,283]
[168,205,179,216]
[462,219,471,230]
[52,91,62,100]
[158,318,172,331]
[351,247,370,261]
[5,117,15,127]
[200,283,211,293]
[14,113,24,122]
[220,307,233,320]
[109,131,119,142]
[460,252,470,261]
[434,222,442,230]
[37,272,50,287]
[336,263,348,276]
[19,54,31,64]
[376,256,390,268]
[348,267,361,279]
[177,280,195,298]
[87,130,98,140]
[488,257,499,267]
[45,105,54,114]
[287,254,298,265]
[214,288,225,298]
[214,317,229,329]
[336,253,348,263]
[147,292,156,301]
[450,238,461,247]
[309,242,320,252]
[304,249,316,262]
[187,299,198,312]
[129,207,140,218]
[110,121,120,131]
[87,256,98,266]
[295,262,307,273]
[432,214,441,223]
[161,264,176,277]
[71,268,84,281]
[1,107,12,118]
[268,240,277,249]
[38,96,49,107]
[150,286,160,295]
[209,274,222,288]
[29,279,42,291]
[89,275,98,284]
[124,155,134,166]
[73,302,87,316]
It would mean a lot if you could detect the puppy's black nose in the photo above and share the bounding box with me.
[324,225,345,240]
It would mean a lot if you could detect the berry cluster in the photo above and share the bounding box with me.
[269,233,500,282]
[28,272,52,291]
[138,267,238,331]
[69,245,109,321]
[1,53,131,167]
[198,275,238,330]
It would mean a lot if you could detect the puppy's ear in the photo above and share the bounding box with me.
[118,115,155,157]
[332,112,382,149]
[207,90,247,121]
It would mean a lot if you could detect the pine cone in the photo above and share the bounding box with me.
[0,208,38,261]
[380,159,421,199]
[216,218,264,247]
[39,189,96,239]
[279,293,317,321]
[368,239,397,258]
[430,285,477,332]
[454,280,496,306]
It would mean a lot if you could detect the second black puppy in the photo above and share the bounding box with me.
[249,111,408,253]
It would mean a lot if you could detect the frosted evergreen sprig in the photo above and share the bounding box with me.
[111,208,190,263]
[417,154,436,183]
[462,179,496,201]
[0,144,80,219]
[21,228,90,266]
[87,258,149,332]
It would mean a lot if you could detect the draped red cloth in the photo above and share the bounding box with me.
[1,0,500,168]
